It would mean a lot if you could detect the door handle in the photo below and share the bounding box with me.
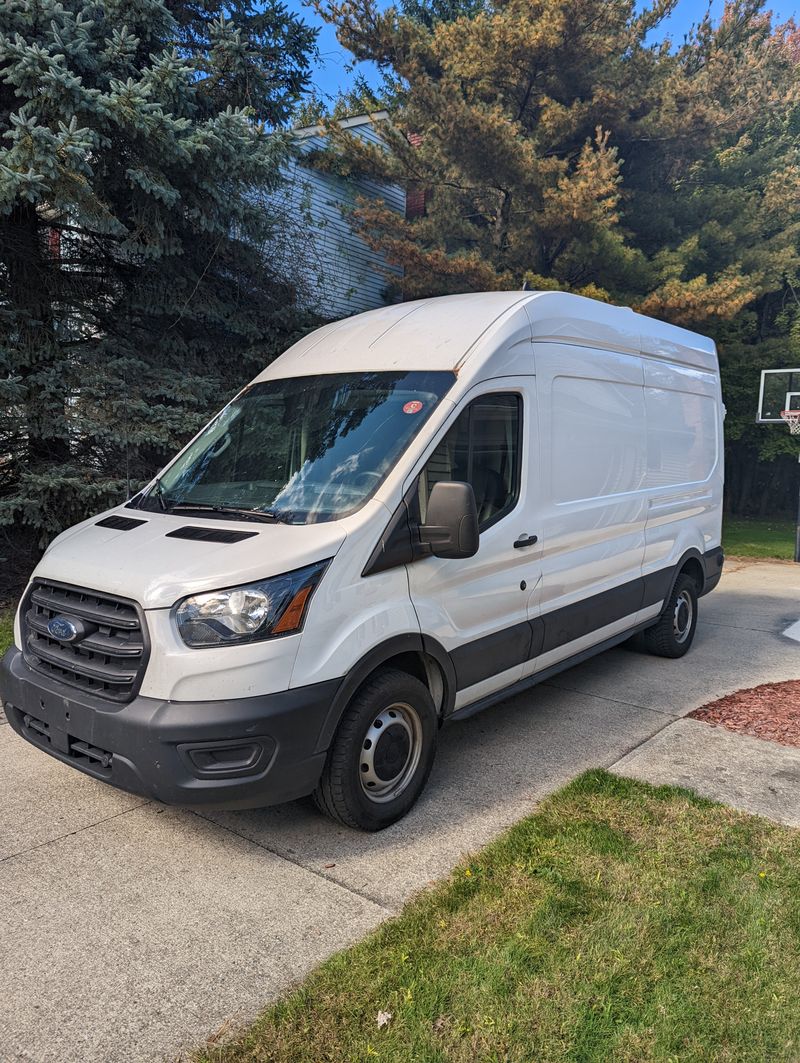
[513,534,538,549]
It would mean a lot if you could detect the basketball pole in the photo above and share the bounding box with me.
[758,371,800,561]
[796,454,800,563]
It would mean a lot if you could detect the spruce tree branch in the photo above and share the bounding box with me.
[164,234,225,333]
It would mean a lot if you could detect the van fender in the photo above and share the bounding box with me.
[313,633,457,754]
[657,547,707,614]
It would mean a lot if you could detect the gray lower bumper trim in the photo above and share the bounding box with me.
[0,647,339,810]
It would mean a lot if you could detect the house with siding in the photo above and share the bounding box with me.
[269,113,406,319]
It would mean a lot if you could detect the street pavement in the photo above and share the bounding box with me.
[1,559,798,1062]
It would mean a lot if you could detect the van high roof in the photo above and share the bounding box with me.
[256,291,717,381]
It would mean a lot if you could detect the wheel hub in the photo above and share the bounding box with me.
[359,703,422,803]
[373,724,411,780]
[673,589,694,644]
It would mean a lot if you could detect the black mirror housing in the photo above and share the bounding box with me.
[420,481,479,559]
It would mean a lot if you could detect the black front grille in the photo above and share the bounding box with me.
[22,580,148,703]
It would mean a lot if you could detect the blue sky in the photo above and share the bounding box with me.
[284,0,798,103]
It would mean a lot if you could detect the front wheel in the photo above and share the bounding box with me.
[642,573,699,658]
[313,668,438,831]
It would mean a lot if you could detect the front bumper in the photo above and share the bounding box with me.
[1,647,340,810]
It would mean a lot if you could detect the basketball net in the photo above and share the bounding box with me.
[781,410,800,435]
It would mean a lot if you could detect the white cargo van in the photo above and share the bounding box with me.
[1,292,724,830]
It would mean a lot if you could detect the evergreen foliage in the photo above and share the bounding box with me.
[311,0,800,514]
[0,0,317,589]
[400,0,488,30]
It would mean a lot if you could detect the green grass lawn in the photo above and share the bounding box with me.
[197,771,800,1063]
[723,517,795,560]
[0,609,13,656]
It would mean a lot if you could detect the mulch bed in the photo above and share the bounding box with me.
[689,680,800,748]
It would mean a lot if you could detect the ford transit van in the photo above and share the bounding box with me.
[1,292,725,830]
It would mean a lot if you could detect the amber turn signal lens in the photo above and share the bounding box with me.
[272,584,314,634]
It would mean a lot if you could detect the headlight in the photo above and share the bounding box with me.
[175,560,330,648]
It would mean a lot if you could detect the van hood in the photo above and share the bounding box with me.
[33,508,348,609]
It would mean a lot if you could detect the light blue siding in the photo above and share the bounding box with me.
[269,117,405,319]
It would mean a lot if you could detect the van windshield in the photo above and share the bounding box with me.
[137,371,454,524]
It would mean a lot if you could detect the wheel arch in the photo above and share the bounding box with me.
[678,553,705,594]
[661,548,706,611]
[313,634,456,754]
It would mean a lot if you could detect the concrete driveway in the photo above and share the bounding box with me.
[1,559,798,1062]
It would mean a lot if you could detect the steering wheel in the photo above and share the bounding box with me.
[207,433,231,459]
[308,470,382,519]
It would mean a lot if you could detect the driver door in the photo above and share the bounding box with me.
[406,379,542,710]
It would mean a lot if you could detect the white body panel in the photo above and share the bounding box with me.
[288,502,420,691]
[640,358,723,583]
[34,511,347,609]
[19,291,723,712]
[532,342,648,620]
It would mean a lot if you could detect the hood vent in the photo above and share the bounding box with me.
[166,526,259,544]
[96,515,148,531]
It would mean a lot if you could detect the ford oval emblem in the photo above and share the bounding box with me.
[47,616,79,642]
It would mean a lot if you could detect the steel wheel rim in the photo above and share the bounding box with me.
[673,589,694,644]
[359,701,423,804]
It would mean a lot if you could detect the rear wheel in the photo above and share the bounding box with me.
[642,573,699,658]
[313,668,437,831]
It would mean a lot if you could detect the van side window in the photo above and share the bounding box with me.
[420,393,521,530]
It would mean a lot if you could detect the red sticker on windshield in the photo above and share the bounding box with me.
[403,400,424,415]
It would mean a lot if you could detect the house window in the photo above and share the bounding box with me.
[420,393,522,530]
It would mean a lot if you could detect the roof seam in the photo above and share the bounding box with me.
[454,294,536,370]
[367,302,426,349]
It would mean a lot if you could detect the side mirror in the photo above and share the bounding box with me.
[420,481,479,559]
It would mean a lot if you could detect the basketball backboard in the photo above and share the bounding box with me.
[757,368,800,422]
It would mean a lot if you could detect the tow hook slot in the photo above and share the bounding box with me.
[69,739,113,771]
[23,713,51,743]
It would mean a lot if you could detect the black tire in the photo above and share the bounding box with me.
[642,573,699,658]
[313,668,437,831]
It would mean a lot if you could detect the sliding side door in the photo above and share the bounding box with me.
[523,343,648,677]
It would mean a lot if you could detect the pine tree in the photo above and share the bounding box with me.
[629,4,800,326]
[400,0,488,30]
[312,0,799,313]
[310,0,668,299]
[0,0,316,588]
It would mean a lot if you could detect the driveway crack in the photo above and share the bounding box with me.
[191,811,395,915]
[0,800,150,864]
[604,712,680,771]
[702,620,777,633]
[540,682,678,717]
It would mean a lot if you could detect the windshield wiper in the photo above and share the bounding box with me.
[152,477,168,512]
[167,503,294,524]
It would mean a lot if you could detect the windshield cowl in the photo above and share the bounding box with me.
[163,503,296,524]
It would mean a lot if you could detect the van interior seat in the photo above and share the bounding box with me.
[422,411,512,524]
[465,462,506,523]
